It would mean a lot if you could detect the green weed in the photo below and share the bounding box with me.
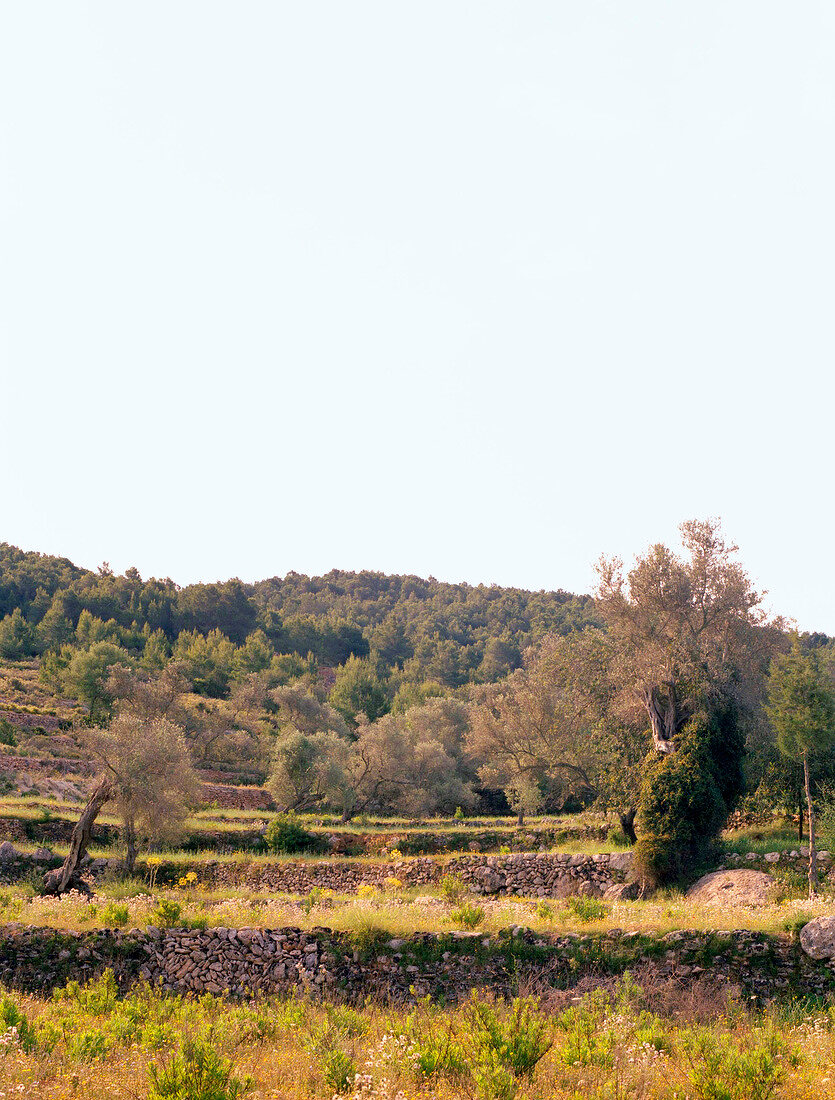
[321,1049,356,1093]
[440,873,467,904]
[147,1037,253,1100]
[564,895,609,923]
[450,900,485,929]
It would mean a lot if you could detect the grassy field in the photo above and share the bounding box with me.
[1,966,834,1099]
[0,768,830,1097]
[0,864,825,939]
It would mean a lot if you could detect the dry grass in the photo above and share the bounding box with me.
[0,875,827,940]
[0,971,834,1098]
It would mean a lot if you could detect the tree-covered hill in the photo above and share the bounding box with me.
[0,544,598,690]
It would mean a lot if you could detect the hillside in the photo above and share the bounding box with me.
[0,543,597,688]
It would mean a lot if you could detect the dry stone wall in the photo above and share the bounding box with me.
[725,849,835,877]
[0,923,833,1004]
[193,852,633,898]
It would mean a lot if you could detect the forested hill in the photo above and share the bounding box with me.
[0,544,598,689]
[254,570,599,685]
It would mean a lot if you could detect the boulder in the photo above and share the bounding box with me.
[604,880,641,901]
[685,869,775,907]
[800,917,835,960]
[0,841,20,862]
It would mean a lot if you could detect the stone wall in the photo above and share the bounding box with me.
[199,784,275,811]
[725,849,834,876]
[189,852,634,898]
[0,923,832,1005]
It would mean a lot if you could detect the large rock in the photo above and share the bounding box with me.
[0,841,20,862]
[685,869,775,907]
[604,880,641,901]
[800,917,835,960]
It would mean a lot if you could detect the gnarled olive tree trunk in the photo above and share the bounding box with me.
[43,775,114,895]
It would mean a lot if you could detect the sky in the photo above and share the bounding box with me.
[2,3,834,631]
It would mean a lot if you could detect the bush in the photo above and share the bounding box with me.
[450,901,485,929]
[0,994,35,1053]
[440,873,467,904]
[555,989,613,1069]
[0,718,17,747]
[346,915,387,957]
[68,1028,114,1061]
[100,902,129,927]
[263,813,320,854]
[680,1026,790,1100]
[634,706,744,887]
[148,1038,253,1100]
[564,895,609,923]
[464,993,552,1078]
[54,970,119,1015]
[152,900,183,928]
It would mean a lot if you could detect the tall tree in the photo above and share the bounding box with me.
[329,656,390,727]
[596,519,775,755]
[766,644,835,897]
[595,520,779,885]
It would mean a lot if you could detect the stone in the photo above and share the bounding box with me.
[473,867,504,894]
[685,870,776,907]
[764,852,780,863]
[30,848,53,863]
[800,917,835,960]
[608,853,633,874]
[0,842,20,862]
[604,881,641,901]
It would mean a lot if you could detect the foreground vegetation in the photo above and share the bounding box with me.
[3,968,835,1099]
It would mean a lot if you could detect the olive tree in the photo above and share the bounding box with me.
[596,519,775,755]
[44,713,200,890]
[468,631,617,825]
[594,520,780,884]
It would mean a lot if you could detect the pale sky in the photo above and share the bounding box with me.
[2,4,834,631]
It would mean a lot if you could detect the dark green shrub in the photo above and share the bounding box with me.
[634,706,744,887]
[263,812,320,854]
